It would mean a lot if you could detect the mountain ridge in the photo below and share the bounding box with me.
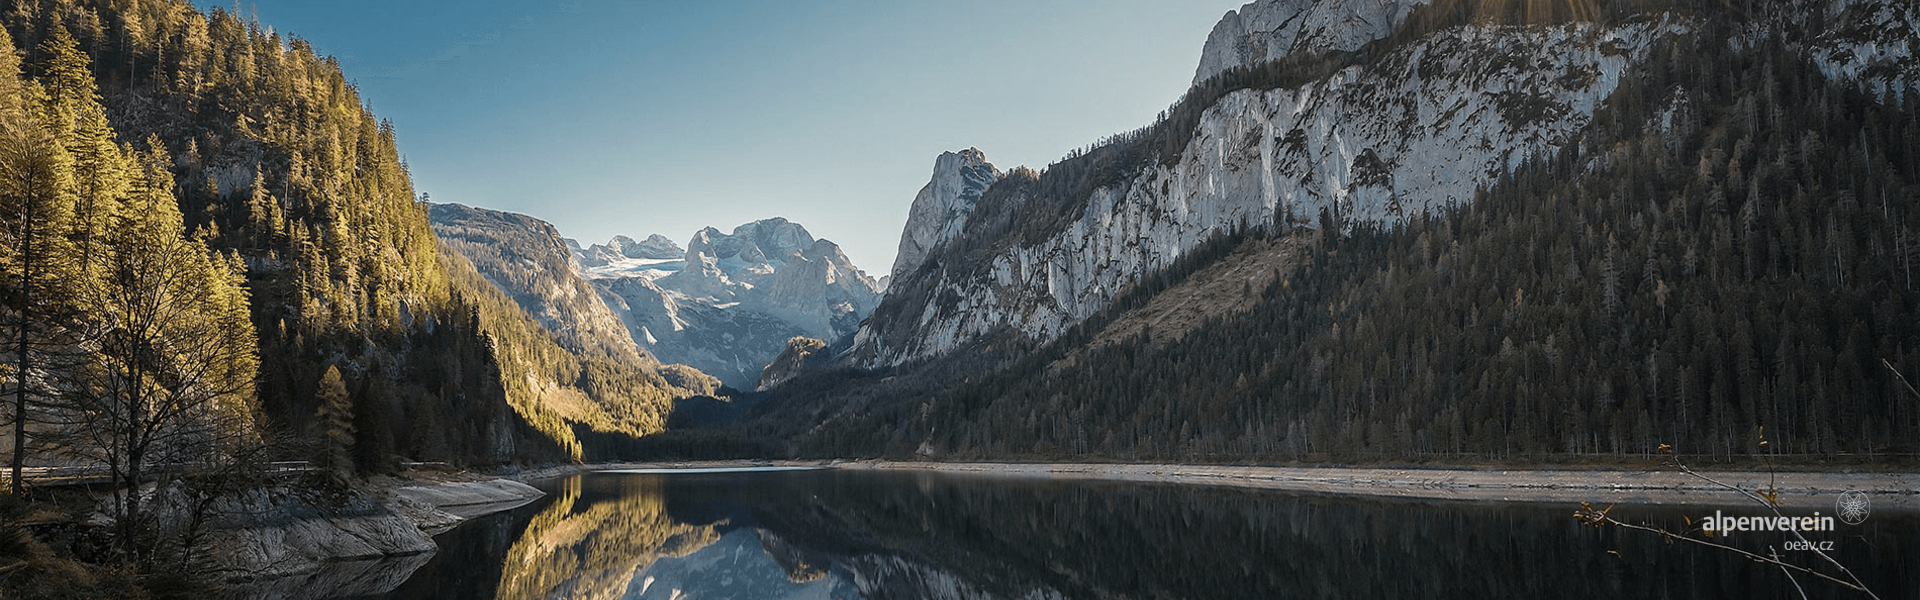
[428,202,646,364]
[0,0,705,468]
[751,0,1920,461]
[1193,0,1428,87]
[850,9,1687,370]
[575,218,884,388]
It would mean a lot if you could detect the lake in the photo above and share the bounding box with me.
[367,469,1918,599]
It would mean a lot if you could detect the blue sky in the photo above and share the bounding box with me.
[196,0,1248,273]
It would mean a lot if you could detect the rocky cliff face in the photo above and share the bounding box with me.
[757,337,826,392]
[1193,0,1427,86]
[852,14,1686,368]
[889,148,1000,281]
[843,0,1917,375]
[1803,0,1917,96]
[580,219,883,388]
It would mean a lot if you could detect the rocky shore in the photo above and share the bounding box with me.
[504,459,1920,513]
[206,475,543,594]
[837,461,1920,512]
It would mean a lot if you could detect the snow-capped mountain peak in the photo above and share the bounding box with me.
[572,233,687,277]
[576,218,883,388]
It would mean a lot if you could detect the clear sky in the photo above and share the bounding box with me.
[193,0,1249,274]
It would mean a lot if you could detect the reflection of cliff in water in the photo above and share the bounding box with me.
[226,553,432,600]
[494,476,723,600]
[622,529,862,599]
[671,471,1918,600]
[632,473,1040,600]
[378,471,1920,600]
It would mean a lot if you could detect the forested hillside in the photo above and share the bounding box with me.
[770,4,1920,461]
[429,203,727,459]
[0,14,258,510]
[0,0,693,472]
[429,203,648,364]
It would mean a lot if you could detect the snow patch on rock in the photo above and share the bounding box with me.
[580,219,884,388]
[1809,0,1917,99]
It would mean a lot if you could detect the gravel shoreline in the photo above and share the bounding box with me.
[514,459,1920,512]
[838,461,1920,511]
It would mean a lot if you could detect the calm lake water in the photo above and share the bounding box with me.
[362,469,1918,600]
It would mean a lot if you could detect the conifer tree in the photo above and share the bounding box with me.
[313,365,353,478]
[73,135,260,553]
[40,26,129,277]
[352,368,396,475]
[247,169,271,248]
[0,24,78,496]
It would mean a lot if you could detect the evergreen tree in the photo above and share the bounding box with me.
[4,0,695,470]
[352,367,396,475]
[313,365,353,478]
[246,169,272,248]
[0,23,78,496]
[71,135,259,556]
[40,26,128,277]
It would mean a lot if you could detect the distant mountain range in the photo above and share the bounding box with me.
[572,218,884,389]
[572,234,686,275]
[428,204,882,391]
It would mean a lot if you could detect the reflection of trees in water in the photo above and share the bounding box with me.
[495,476,721,600]
[741,473,1912,600]
[430,473,1916,600]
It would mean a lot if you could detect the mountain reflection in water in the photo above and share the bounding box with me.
[371,470,1918,600]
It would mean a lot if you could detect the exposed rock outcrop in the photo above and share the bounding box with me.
[889,148,999,281]
[203,489,438,581]
[757,337,827,392]
[393,479,547,524]
[1803,0,1918,96]
[854,16,1688,368]
[1192,0,1428,86]
[202,477,542,585]
[615,234,687,260]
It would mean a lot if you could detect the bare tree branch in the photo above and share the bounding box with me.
[1576,506,1869,595]
[1886,359,1920,403]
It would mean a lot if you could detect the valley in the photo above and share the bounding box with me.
[2,0,1917,597]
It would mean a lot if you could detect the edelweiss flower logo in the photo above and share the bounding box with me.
[1837,490,1871,526]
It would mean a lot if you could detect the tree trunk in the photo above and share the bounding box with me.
[121,384,145,562]
[10,210,33,496]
